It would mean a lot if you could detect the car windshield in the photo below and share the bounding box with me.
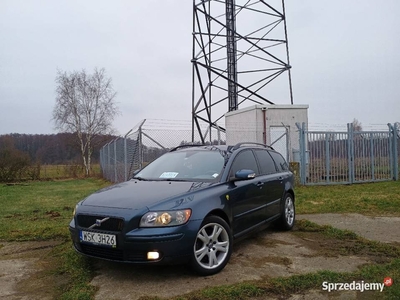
[134,150,225,181]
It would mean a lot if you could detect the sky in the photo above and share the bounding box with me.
[1,0,399,136]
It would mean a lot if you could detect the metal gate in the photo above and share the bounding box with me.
[269,126,289,162]
[296,123,399,185]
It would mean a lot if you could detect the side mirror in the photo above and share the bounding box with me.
[234,169,256,181]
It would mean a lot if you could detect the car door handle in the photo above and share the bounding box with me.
[256,182,264,187]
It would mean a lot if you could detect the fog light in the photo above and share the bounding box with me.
[147,251,160,260]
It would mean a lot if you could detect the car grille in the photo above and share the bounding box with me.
[77,215,124,232]
[126,252,147,261]
[80,244,147,262]
[81,244,124,260]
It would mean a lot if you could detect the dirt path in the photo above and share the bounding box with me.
[1,214,399,300]
[0,240,62,300]
[91,213,400,300]
[91,230,369,300]
[297,213,400,244]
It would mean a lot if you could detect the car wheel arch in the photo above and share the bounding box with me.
[205,209,231,228]
[286,189,295,202]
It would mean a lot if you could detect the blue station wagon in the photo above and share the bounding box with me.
[69,143,295,275]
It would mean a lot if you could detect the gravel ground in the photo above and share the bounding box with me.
[91,213,400,300]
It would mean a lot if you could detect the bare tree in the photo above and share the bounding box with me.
[351,118,363,131]
[52,68,119,176]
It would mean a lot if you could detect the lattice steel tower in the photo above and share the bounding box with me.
[192,0,293,143]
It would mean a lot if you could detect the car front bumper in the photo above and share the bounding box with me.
[69,219,202,265]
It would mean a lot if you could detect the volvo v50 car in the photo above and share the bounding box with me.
[70,143,295,275]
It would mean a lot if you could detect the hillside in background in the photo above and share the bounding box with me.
[0,133,114,164]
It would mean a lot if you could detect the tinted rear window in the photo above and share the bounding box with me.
[254,149,277,175]
[269,151,289,171]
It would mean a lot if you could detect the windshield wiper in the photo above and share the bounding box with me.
[133,176,148,181]
[161,178,189,182]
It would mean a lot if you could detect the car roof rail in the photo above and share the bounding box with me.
[169,143,206,152]
[231,142,274,151]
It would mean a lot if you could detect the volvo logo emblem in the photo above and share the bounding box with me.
[89,217,110,229]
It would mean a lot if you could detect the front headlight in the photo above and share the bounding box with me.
[72,202,81,217]
[140,209,192,227]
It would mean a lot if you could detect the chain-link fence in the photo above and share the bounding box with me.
[100,119,226,183]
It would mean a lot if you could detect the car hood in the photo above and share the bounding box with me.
[81,180,213,210]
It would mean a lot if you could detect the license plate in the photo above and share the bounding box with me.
[80,231,117,247]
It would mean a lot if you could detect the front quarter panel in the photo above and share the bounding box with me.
[284,171,295,195]
[148,182,232,226]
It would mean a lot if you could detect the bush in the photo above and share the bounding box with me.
[63,163,84,178]
[0,148,31,182]
[26,162,41,180]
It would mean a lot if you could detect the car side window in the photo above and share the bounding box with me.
[269,151,289,171]
[229,150,259,178]
[254,149,277,174]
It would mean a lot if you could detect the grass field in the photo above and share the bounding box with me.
[39,164,101,180]
[296,181,400,216]
[0,179,399,299]
[0,178,110,241]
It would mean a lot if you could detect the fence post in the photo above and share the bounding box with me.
[114,138,118,183]
[103,143,107,180]
[138,120,145,169]
[296,122,306,185]
[295,123,302,183]
[389,123,399,181]
[285,125,290,163]
[138,126,142,169]
[388,124,394,180]
[107,142,111,181]
[301,122,307,184]
[347,123,355,184]
[395,123,399,181]
[217,125,221,145]
[325,133,330,183]
[100,147,103,173]
[124,137,128,181]
[102,143,106,180]
[123,129,133,182]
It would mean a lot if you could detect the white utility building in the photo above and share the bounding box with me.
[225,104,309,162]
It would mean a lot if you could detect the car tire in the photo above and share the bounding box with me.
[190,215,232,276]
[276,193,295,231]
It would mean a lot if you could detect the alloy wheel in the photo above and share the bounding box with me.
[194,222,230,270]
[285,196,295,226]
